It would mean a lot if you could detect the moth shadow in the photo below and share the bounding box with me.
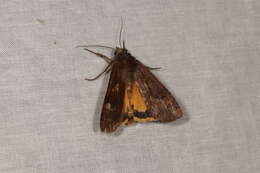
[111,123,139,136]
[92,68,110,133]
[109,126,125,136]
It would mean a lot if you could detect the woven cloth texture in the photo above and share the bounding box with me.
[0,1,259,173]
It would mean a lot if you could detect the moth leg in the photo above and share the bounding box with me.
[145,65,162,70]
[76,45,115,50]
[105,68,111,74]
[83,48,112,63]
[85,61,114,81]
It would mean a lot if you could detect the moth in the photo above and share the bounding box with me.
[79,25,182,133]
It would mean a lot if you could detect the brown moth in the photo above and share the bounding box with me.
[79,25,182,133]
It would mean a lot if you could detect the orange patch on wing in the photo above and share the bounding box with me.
[123,82,147,114]
[133,116,156,123]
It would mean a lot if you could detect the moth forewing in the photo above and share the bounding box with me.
[98,50,182,132]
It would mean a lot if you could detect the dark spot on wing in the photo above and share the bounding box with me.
[133,111,150,118]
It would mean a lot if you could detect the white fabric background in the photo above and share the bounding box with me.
[0,0,259,173]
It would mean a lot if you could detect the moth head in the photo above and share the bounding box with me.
[114,47,128,56]
[114,39,128,56]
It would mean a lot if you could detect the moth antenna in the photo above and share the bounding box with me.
[123,40,126,49]
[119,17,124,48]
[122,17,127,49]
[85,61,114,81]
[123,17,127,49]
